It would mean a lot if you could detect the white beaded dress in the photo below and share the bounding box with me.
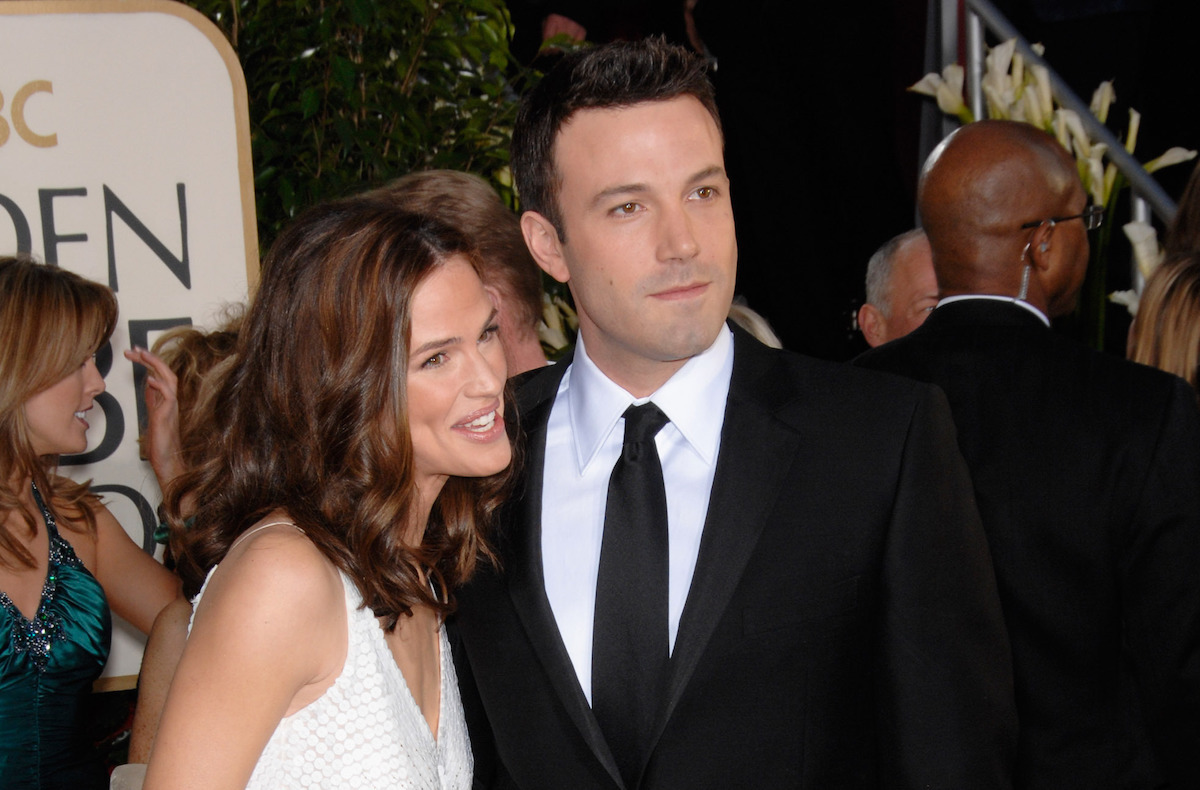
[190,568,472,789]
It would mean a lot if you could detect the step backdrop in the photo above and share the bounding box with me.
[0,0,257,680]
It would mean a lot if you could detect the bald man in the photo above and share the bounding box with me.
[857,229,938,347]
[857,120,1200,789]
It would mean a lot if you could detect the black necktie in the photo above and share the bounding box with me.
[592,402,671,787]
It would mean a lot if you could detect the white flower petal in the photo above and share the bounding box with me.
[1125,108,1141,155]
[1123,220,1163,280]
[1108,289,1140,317]
[909,72,942,97]
[1089,81,1115,125]
[1145,146,1198,174]
[983,39,1016,95]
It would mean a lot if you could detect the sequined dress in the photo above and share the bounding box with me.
[0,485,112,789]
[190,565,473,789]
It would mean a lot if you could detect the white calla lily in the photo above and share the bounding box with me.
[909,64,974,123]
[1055,108,1090,159]
[1122,221,1163,281]
[541,292,563,332]
[537,322,570,352]
[984,84,1013,120]
[1108,289,1140,317]
[1145,146,1198,174]
[1125,108,1141,155]
[1103,163,1119,207]
[1021,86,1046,129]
[538,293,571,351]
[553,295,579,331]
[983,40,1016,117]
[1011,52,1025,103]
[1030,63,1053,130]
[1051,109,1071,150]
[1089,81,1115,125]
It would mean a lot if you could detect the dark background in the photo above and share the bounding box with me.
[510,0,1199,359]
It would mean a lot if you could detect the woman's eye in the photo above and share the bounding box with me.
[695,187,715,199]
[421,352,447,369]
[480,324,500,343]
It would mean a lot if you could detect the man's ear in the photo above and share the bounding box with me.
[857,303,888,348]
[1026,221,1056,273]
[521,211,569,283]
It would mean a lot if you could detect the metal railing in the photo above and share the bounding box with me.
[925,0,1178,291]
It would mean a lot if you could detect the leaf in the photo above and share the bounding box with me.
[299,87,321,119]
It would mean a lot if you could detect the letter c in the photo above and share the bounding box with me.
[0,90,9,147]
[13,81,56,148]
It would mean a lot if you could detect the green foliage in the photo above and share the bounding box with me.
[185,0,527,248]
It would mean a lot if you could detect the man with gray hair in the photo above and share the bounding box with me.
[857,229,937,347]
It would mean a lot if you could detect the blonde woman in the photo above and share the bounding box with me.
[0,256,179,789]
[1128,257,1200,393]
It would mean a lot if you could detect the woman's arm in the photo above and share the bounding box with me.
[91,503,180,634]
[143,525,347,790]
[128,596,193,763]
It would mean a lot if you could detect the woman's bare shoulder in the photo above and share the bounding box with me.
[197,517,344,642]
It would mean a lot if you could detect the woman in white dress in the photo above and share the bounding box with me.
[143,197,515,789]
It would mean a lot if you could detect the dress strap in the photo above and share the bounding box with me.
[28,481,59,537]
[228,520,304,553]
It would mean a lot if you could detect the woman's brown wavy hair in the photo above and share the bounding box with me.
[165,198,517,629]
[0,256,117,569]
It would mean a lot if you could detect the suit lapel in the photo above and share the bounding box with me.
[656,331,802,730]
[504,360,626,788]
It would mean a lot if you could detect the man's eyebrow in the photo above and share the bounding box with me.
[686,165,726,185]
[587,166,727,210]
[589,182,649,210]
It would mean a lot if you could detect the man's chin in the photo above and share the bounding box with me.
[653,322,726,362]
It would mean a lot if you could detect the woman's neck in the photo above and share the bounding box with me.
[408,477,446,548]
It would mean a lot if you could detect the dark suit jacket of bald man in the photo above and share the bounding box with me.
[856,299,1200,789]
[451,326,1018,789]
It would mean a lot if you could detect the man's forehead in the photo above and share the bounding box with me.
[554,97,719,146]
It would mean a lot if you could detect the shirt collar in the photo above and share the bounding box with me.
[565,326,734,473]
[936,294,1051,327]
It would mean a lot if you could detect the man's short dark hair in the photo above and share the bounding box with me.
[511,37,721,238]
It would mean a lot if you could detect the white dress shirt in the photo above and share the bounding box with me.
[540,327,734,703]
[937,293,1051,326]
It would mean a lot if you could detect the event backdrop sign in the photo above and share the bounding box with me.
[0,0,257,678]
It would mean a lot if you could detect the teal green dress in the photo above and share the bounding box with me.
[0,485,111,789]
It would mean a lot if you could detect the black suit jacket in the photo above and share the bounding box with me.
[453,327,1017,789]
[855,299,1200,789]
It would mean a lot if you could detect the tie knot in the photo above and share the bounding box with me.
[622,402,669,445]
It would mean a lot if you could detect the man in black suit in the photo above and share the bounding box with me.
[856,120,1200,788]
[453,39,1017,789]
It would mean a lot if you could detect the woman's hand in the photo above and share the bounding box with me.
[124,347,185,490]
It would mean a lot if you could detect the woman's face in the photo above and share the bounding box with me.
[406,256,510,500]
[24,355,106,456]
